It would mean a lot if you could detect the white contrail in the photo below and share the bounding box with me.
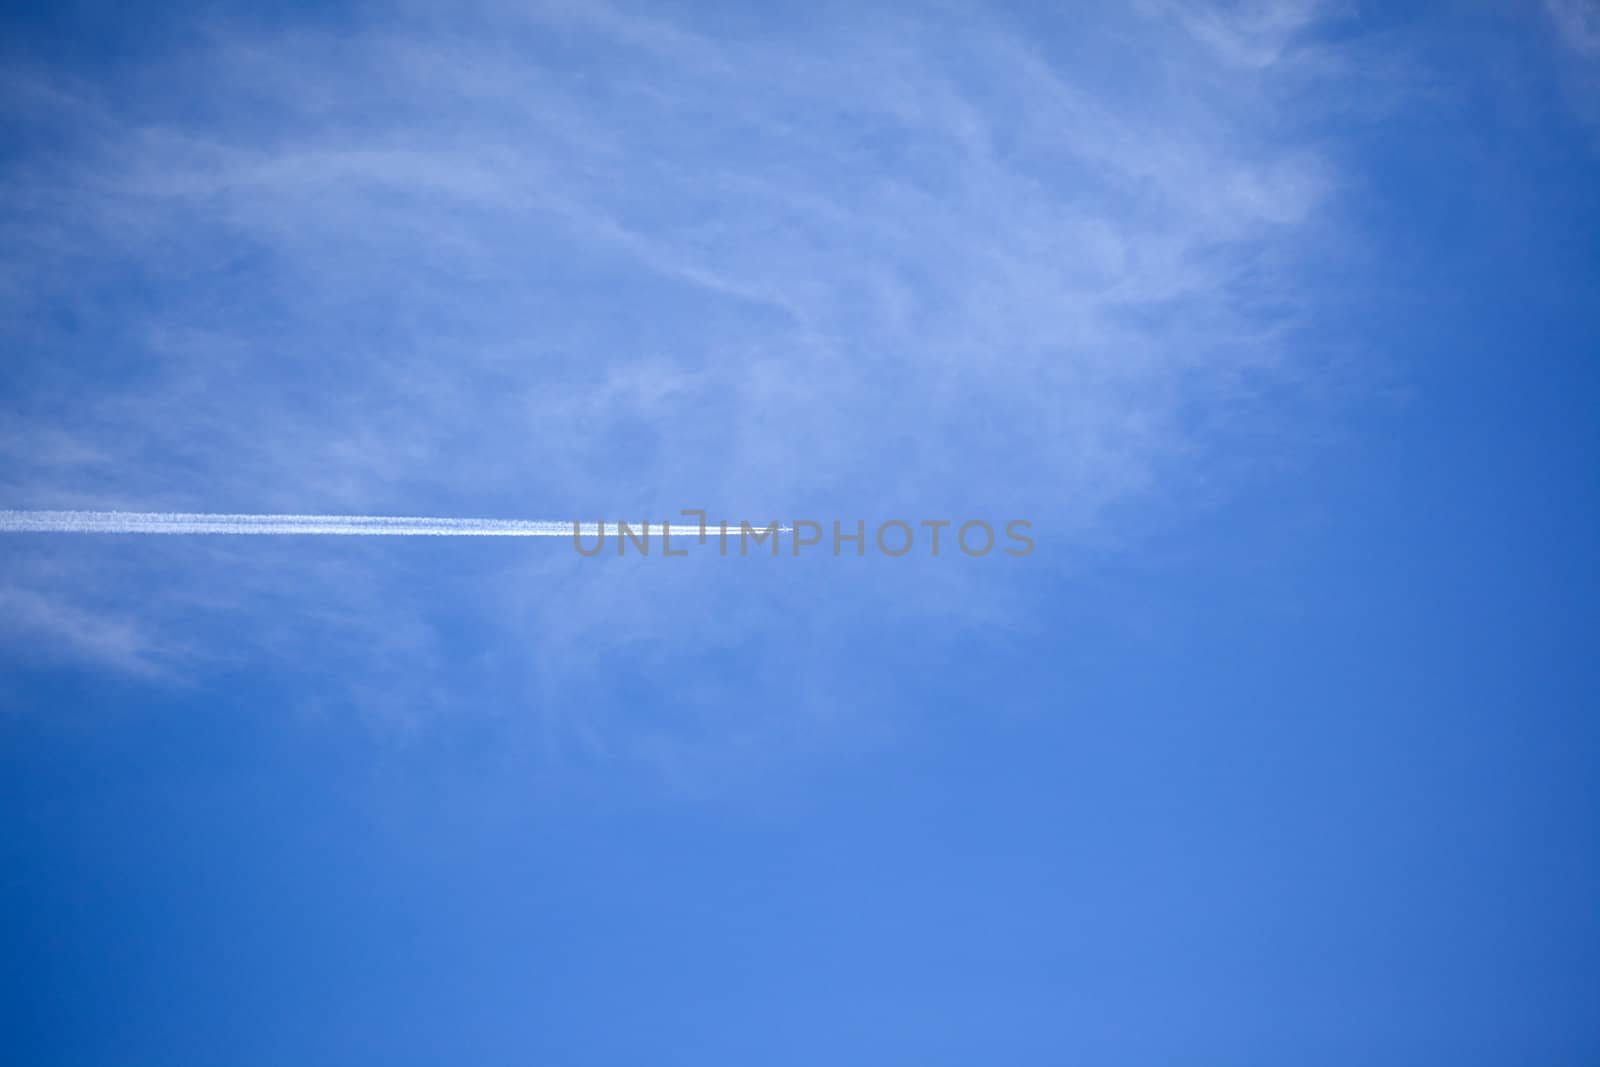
[0,511,728,537]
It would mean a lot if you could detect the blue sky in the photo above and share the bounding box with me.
[1,0,1598,1062]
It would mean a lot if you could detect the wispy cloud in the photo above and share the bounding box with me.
[1548,0,1600,57]
[0,0,1376,759]
[1546,0,1600,137]
[0,583,171,679]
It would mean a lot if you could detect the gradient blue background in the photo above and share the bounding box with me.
[2,1,1598,1063]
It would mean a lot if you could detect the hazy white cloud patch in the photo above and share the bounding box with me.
[1548,0,1600,57]
[0,0,1382,763]
[0,583,172,680]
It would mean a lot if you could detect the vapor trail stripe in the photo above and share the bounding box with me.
[0,511,742,537]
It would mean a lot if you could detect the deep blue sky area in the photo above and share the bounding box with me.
[2,2,1598,1064]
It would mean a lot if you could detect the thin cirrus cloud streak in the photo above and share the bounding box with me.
[0,511,725,538]
[0,0,1373,737]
